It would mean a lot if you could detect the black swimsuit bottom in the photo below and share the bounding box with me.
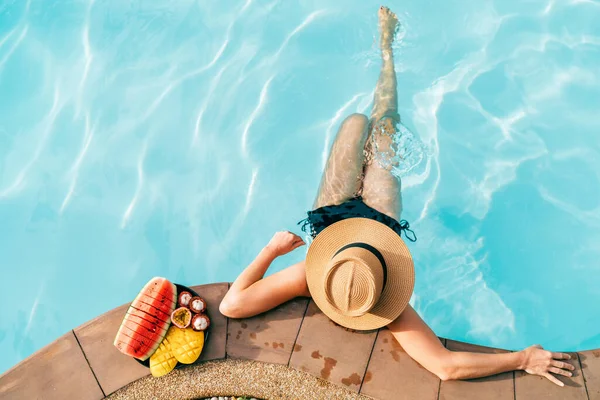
[299,196,417,242]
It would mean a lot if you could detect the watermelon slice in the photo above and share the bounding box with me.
[130,301,171,322]
[126,307,165,327]
[140,278,177,303]
[115,329,156,357]
[119,317,166,342]
[125,313,168,335]
[114,277,177,360]
[134,292,175,315]
[130,300,171,321]
[119,323,158,344]
[115,334,158,361]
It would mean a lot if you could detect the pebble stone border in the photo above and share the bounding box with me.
[202,397,259,400]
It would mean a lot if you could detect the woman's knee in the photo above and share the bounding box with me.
[219,293,242,318]
[334,113,369,149]
[341,113,369,133]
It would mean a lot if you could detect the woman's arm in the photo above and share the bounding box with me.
[219,231,310,319]
[388,305,575,386]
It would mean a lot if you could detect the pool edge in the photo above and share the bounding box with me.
[1,282,598,400]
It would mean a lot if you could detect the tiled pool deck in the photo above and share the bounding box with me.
[0,282,599,399]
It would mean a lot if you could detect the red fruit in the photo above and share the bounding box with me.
[114,277,177,360]
[135,292,175,315]
[191,313,210,331]
[126,307,164,327]
[130,301,171,322]
[124,313,165,334]
[139,277,177,303]
[189,296,206,314]
[178,291,192,307]
[114,328,157,360]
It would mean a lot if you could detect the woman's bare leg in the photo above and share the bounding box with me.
[221,113,369,318]
[362,6,403,221]
[313,113,370,209]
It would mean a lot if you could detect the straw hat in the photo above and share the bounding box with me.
[305,218,415,330]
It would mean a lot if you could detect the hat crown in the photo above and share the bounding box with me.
[324,247,384,317]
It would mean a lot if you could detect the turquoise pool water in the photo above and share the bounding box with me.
[1,0,599,374]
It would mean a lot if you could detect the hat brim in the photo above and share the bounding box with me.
[306,218,415,331]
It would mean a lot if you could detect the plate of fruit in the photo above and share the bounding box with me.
[113,277,211,377]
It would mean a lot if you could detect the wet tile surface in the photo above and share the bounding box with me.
[439,340,514,400]
[360,329,442,400]
[74,303,150,395]
[0,331,104,400]
[289,300,377,393]
[226,297,309,364]
[5,280,600,399]
[515,352,587,400]
[579,350,600,400]
[190,283,229,362]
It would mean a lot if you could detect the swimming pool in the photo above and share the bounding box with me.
[1,0,599,374]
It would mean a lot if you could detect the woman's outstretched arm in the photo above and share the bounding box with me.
[219,231,310,319]
[388,305,575,386]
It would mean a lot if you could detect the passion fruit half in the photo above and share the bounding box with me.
[170,307,192,329]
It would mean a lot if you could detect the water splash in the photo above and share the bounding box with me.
[370,119,429,178]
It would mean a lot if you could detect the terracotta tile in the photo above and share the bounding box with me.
[360,329,442,400]
[227,297,309,364]
[579,349,600,400]
[74,303,150,395]
[190,283,229,362]
[289,300,377,392]
[515,352,587,400]
[439,340,514,400]
[0,331,104,400]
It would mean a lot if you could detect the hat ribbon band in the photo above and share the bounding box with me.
[333,242,387,290]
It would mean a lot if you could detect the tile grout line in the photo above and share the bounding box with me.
[511,349,516,400]
[287,298,310,367]
[513,370,516,400]
[72,329,106,398]
[224,282,231,360]
[437,338,447,400]
[357,328,379,394]
[577,352,591,400]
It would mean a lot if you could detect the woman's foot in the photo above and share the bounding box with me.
[379,6,399,50]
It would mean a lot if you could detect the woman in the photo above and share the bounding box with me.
[220,6,574,386]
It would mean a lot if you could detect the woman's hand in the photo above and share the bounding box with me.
[521,344,575,386]
[265,231,306,257]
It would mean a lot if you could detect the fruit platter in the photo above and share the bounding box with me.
[114,277,211,377]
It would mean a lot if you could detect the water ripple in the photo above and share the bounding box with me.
[0,27,18,49]
[60,113,94,213]
[75,2,94,118]
[241,76,275,159]
[0,85,62,198]
[0,25,28,70]
[121,141,147,229]
[273,9,328,60]
[191,64,228,146]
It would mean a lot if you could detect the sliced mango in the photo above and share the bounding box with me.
[149,325,206,376]
[149,327,178,377]
[171,328,205,364]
